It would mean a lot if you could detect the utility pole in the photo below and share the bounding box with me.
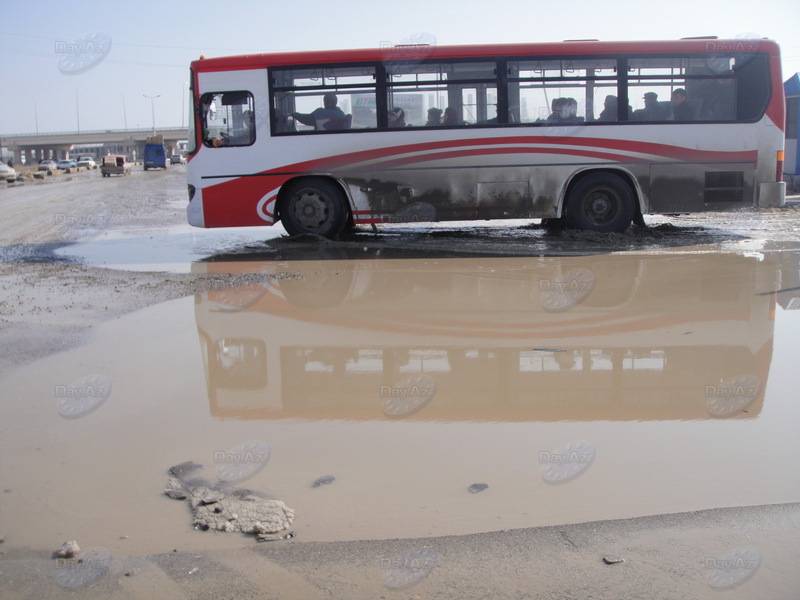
[121,94,128,132]
[181,82,188,129]
[143,94,160,136]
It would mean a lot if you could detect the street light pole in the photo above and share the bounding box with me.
[143,94,160,136]
[75,89,80,133]
[121,94,128,132]
[181,82,187,129]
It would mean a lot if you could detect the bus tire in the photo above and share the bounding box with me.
[565,173,635,233]
[279,178,350,239]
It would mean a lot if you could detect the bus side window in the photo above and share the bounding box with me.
[270,65,378,134]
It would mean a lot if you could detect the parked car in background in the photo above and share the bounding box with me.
[77,156,97,169]
[0,163,17,182]
[38,160,58,172]
[170,154,185,165]
[56,159,78,171]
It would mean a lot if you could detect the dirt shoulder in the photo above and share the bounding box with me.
[2,503,797,599]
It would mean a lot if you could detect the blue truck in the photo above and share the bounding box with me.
[143,141,166,170]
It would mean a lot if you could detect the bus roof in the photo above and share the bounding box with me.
[191,38,779,72]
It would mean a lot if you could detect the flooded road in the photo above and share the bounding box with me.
[1,170,800,598]
[3,253,800,597]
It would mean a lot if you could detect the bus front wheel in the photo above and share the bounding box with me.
[565,174,635,234]
[279,179,350,239]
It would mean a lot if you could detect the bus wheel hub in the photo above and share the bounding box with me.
[296,194,327,226]
[590,195,611,219]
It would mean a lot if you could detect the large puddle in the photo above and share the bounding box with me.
[51,223,284,272]
[1,252,800,560]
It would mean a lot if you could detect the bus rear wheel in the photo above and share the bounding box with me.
[279,179,350,239]
[565,173,635,233]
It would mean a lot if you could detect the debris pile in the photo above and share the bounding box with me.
[164,462,294,542]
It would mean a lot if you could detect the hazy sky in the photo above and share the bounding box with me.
[1,0,799,135]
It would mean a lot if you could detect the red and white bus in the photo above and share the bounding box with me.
[186,38,786,238]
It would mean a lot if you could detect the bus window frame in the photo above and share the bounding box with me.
[266,51,773,136]
[508,55,620,124]
[270,62,380,133]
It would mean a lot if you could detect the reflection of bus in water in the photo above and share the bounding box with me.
[194,254,778,422]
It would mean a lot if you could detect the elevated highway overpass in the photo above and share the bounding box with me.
[1,127,189,164]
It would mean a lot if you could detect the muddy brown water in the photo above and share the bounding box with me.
[1,253,799,566]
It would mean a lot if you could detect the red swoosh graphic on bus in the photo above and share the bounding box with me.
[201,136,758,227]
[275,136,757,174]
[349,146,646,169]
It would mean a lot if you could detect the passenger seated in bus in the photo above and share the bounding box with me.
[563,98,581,122]
[547,97,584,124]
[388,107,407,127]
[570,98,586,122]
[597,95,633,121]
[426,107,443,126]
[597,95,618,121]
[442,107,463,126]
[291,93,347,130]
[633,92,670,121]
[669,88,693,121]
[546,98,567,122]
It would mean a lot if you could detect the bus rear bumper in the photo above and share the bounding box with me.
[757,182,785,208]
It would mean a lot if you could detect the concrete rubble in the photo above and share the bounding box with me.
[164,462,295,542]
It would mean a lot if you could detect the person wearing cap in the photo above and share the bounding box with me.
[633,92,669,121]
[597,95,620,121]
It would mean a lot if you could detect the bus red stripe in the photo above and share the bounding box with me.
[355,146,647,169]
[259,137,757,177]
